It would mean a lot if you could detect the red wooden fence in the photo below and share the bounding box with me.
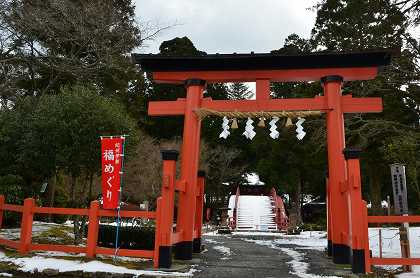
[366,215,420,268]
[0,194,161,267]
[0,150,205,269]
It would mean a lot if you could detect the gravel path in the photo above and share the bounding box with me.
[193,234,353,278]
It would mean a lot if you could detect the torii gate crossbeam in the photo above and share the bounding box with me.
[132,49,394,265]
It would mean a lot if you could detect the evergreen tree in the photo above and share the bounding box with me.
[227,83,253,100]
[312,0,420,212]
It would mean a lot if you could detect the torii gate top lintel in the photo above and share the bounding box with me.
[132,49,395,116]
[132,49,395,83]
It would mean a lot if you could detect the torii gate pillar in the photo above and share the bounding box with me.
[323,75,350,264]
[174,79,205,260]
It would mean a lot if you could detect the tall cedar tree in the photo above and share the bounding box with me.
[312,0,420,213]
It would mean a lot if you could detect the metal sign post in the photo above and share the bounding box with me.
[390,164,411,272]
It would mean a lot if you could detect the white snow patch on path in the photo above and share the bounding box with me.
[0,273,12,277]
[212,245,232,260]
[272,231,327,251]
[279,247,340,278]
[0,251,194,277]
[204,238,218,244]
[243,238,339,278]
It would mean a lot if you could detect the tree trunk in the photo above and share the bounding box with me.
[47,171,57,222]
[88,172,94,204]
[368,165,382,215]
[289,177,303,230]
[70,174,77,207]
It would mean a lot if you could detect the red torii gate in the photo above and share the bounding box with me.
[133,50,393,268]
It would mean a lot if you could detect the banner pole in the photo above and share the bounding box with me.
[114,136,126,260]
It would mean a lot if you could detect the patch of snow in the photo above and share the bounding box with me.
[0,251,194,277]
[204,238,218,244]
[369,227,420,276]
[279,247,339,278]
[212,245,232,260]
[0,273,13,277]
[369,227,420,258]
[232,231,284,236]
[35,251,85,258]
[273,231,327,251]
[236,231,327,251]
[203,231,222,236]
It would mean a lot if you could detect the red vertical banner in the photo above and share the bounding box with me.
[101,137,124,209]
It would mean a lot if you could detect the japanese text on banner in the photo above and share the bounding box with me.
[101,137,124,209]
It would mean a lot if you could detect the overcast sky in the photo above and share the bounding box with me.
[134,0,317,54]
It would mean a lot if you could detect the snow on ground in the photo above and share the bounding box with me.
[203,238,218,244]
[0,250,196,277]
[368,227,420,277]
[235,227,420,277]
[0,273,13,277]
[212,245,232,260]
[278,247,340,278]
[241,237,339,278]
[369,227,420,258]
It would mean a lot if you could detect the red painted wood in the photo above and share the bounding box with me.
[341,95,383,113]
[98,210,156,218]
[34,207,88,216]
[202,97,328,112]
[362,201,371,273]
[256,79,270,100]
[19,198,35,254]
[324,79,350,259]
[194,176,205,240]
[153,197,162,268]
[152,67,378,83]
[371,257,420,265]
[4,204,24,213]
[148,96,383,116]
[30,244,87,253]
[176,83,204,245]
[0,238,20,249]
[171,231,183,244]
[96,247,154,258]
[0,195,4,228]
[346,157,365,250]
[368,215,420,223]
[87,201,100,258]
[160,160,176,246]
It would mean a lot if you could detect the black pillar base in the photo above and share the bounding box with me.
[327,240,332,257]
[174,241,193,260]
[332,243,351,264]
[158,246,172,269]
[351,249,366,274]
[193,238,202,253]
